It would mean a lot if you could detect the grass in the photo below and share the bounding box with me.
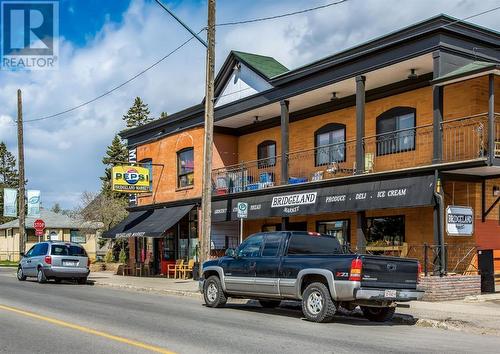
[0,260,18,267]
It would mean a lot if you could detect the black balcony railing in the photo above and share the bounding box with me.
[212,114,497,195]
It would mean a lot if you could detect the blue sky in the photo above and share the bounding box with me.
[0,0,499,210]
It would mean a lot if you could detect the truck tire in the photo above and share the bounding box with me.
[361,306,396,322]
[258,300,281,308]
[203,275,227,308]
[301,282,336,323]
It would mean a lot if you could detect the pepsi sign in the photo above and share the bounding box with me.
[112,165,151,193]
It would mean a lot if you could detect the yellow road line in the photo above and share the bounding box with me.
[0,304,176,354]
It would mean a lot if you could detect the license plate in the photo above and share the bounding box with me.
[63,261,78,267]
[384,289,397,298]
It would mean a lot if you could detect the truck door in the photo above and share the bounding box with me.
[254,233,283,296]
[224,234,263,293]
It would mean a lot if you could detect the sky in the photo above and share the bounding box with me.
[0,0,499,210]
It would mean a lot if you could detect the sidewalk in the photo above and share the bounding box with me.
[89,272,500,335]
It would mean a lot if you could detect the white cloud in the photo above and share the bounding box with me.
[0,0,499,209]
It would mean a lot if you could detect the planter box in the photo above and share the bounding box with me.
[419,275,481,301]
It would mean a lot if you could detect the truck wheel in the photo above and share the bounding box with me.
[361,306,396,322]
[203,275,227,308]
[37,268,47,284]
[258,300,281,308]
[301,282,336,323]
[17,267,26,281]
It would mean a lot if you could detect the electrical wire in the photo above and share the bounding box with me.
[21,30,204,123]
[216,0,349,27]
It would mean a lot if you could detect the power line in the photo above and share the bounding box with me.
[441,5,500,29]
[22,30,203,124]
[216,0,349,27]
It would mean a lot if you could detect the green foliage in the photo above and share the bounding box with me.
[160,111,168,120]
[122,97,152,128]
[119,247,127,264]
[104,249,114,263]
[100,135,128,197]
[0,142,19,224]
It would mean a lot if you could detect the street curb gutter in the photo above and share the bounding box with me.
[94,282,202,299]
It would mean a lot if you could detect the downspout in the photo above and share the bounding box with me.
[434,170,446,276]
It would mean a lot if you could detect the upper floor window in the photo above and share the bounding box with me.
[140,158,153,192]
[376,107,416,156]
[177,148,194,188]
[257,140,276,168]
[315,123,346,166]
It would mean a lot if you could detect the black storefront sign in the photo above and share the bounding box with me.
[212,175,435,222]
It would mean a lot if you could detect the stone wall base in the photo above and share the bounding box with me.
[418,275,481,301]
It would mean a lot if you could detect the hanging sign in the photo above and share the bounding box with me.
[3,188,17,217]
[446,206,473,236]
[27,190,41,217]
[111,165,151,193]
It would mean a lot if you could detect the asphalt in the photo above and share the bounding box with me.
[1,268,499,354]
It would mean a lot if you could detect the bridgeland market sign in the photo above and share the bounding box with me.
[212,175,435,222]
[446,206,474,236]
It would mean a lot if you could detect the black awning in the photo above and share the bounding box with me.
[212,175,435,222]
[102,204,195,239]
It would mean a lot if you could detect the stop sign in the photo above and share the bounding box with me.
[34,219,45,236]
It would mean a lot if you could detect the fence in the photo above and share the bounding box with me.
[441,114,488,163]
[0,251,18,262]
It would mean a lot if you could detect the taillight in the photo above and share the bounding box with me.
[349,258,362,281]
[44,256,52,265]
[417,262,422,284]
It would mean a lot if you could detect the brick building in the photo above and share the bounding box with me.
[105,15,500,285]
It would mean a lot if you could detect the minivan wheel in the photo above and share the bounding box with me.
[37,268,47,284]
[17,267,26,281]
[361,306,396,322]
[77,277,87,285]
[301,282,336,323]
[203,275,227,308]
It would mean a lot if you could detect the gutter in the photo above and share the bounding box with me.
[434,170,446,276]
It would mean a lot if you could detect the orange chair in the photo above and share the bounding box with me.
[167,259,183,279]
[179,259,195,279]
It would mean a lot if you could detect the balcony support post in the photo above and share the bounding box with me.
[355,75,366,174]
[488,74,495,165]
[432,86,443,164]
[280,100,290,184]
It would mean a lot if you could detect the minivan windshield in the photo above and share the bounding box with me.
[51,244,87,257]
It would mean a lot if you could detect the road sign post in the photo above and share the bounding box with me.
[237,202,248,244]
[34,219,45,243]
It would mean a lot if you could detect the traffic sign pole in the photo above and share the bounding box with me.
[237,202,248,244]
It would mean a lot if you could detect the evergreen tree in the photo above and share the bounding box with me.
[0,142,19,224]
[100,135,128,197]
[160,111,168,120]
[122,97,152,128]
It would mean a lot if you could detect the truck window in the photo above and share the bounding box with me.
[237,235,264,257]
[287,233,342,255]
[262,233,282,257]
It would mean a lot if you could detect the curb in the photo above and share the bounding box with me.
[94,281,202,299]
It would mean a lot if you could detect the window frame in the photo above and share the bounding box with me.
[139,158,153,192]
[257,140,277,168]
[314,123,347,166]
[177,147,194,188]
[375,107,416,156]
[286,232,342,256]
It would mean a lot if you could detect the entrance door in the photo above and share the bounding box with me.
[287,222,308,231]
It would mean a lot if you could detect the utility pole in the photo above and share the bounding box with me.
[199,0,216,266]
[17,89,26,256]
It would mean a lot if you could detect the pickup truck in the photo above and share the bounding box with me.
[200,231,423,323]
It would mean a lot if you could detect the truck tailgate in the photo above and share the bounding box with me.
[360,255,418,289]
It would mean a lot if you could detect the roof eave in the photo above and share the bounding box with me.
[431,66,500,86]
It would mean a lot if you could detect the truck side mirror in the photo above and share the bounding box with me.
[225,248,236,258]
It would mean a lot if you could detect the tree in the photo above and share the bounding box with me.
[100,135,128,197]
[51,203,62,214]
[160,111,168,120]
[0,142,19,224]
[122,97,152,128]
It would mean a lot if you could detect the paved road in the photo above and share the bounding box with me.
[0,268,498,354]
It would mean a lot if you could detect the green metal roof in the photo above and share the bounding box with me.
[434,61,498,82]
[232,51,288,79]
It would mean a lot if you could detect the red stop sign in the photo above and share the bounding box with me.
[34,219,45,234]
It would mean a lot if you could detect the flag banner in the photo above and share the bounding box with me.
[3,188,17,217]
[27,190,41,217]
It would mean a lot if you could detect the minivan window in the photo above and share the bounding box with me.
[287,233,342,255]
[31,243,47,257]
[51,245,87,257]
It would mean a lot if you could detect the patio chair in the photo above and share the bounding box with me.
[365,152,375,173]
[179,259,195,279]
[167,259,183,279]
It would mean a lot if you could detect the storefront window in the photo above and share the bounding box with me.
[163,230,176,261]
[177,148,194,188]
[366,216,405,246]
[316,220,350,246]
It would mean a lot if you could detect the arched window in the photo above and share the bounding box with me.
[376,107,416,156]
[257,140,276,168]
[314,123,346,166]
[177,148,194,188]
